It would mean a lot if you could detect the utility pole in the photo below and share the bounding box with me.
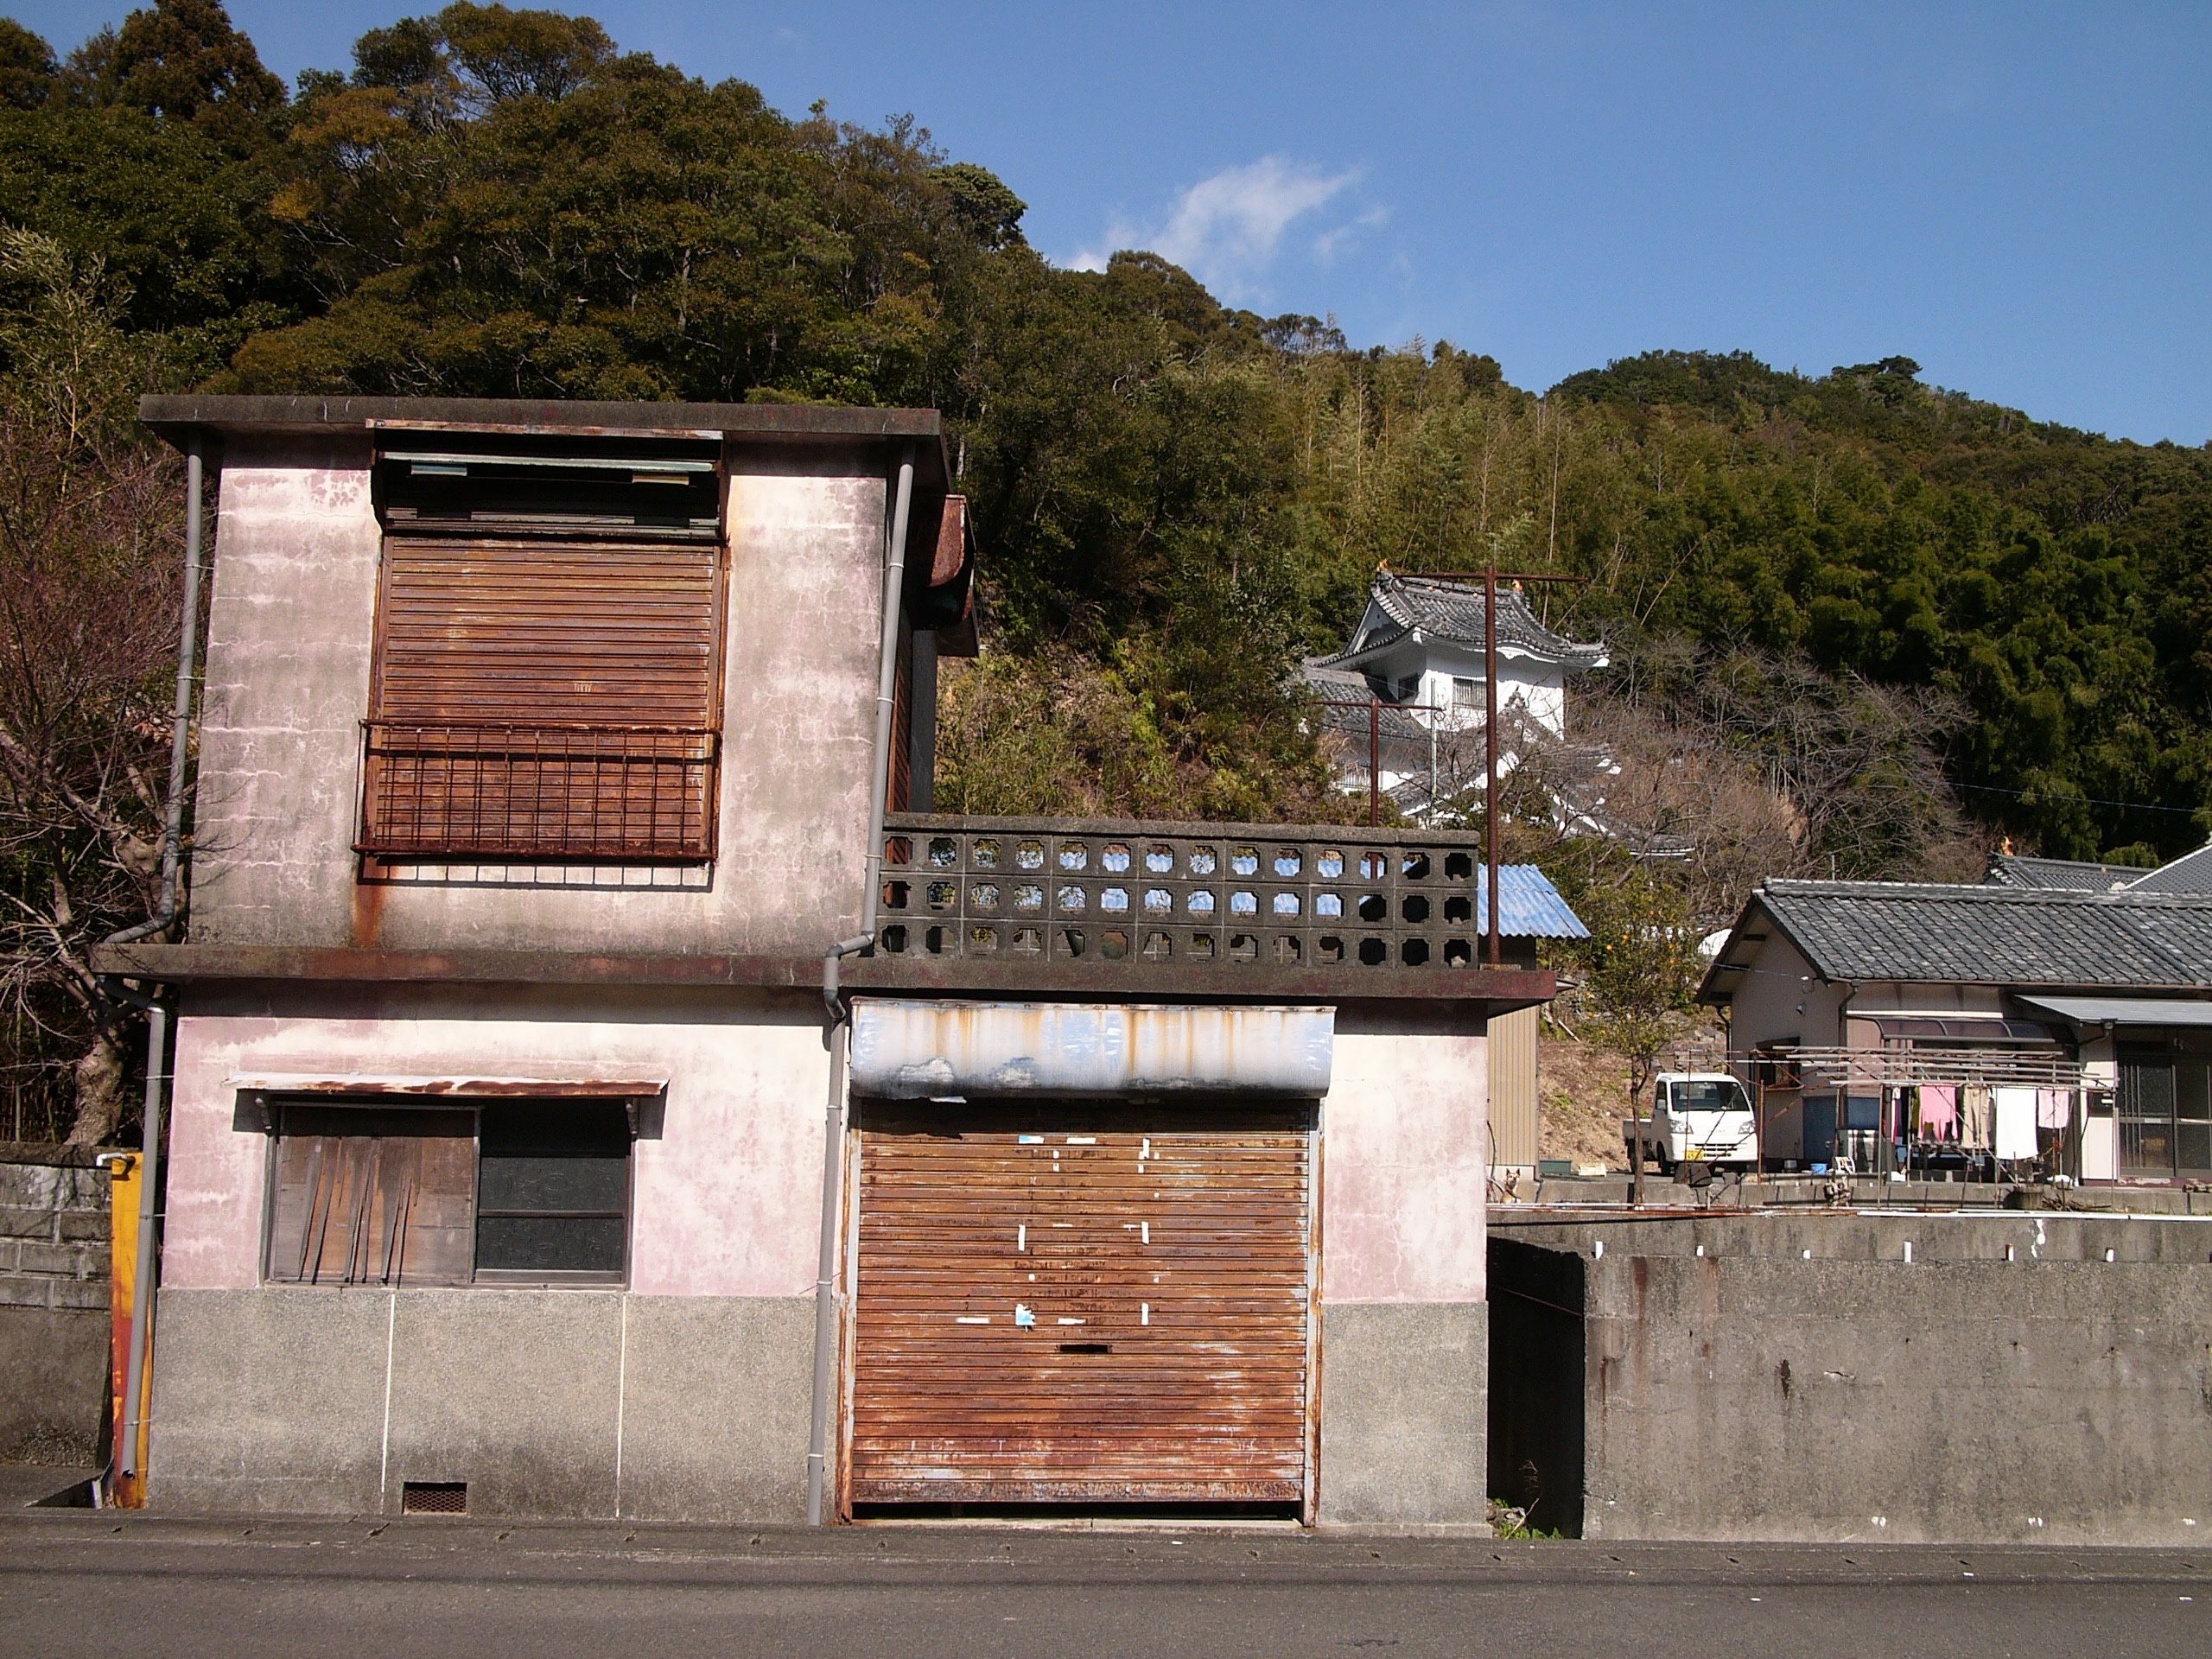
[1404,568,1590,965]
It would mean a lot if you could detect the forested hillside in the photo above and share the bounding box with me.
[3,1,2209,1134]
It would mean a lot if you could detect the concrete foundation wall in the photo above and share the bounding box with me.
[0,1149,111,1464]
[1318,1302,1488,1527]
[151,1287,810,1519]
[1492,1212,2212,1546]
[189,437,890,957]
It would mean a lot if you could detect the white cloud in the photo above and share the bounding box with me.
[1313,206,1391,267]
[1070,156,1362,299]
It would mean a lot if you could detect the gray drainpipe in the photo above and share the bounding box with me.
[805,440,916,1526]
[100,436,207,1491]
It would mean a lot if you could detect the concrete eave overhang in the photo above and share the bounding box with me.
[92,943,1556,1011]
[137,394,952,493]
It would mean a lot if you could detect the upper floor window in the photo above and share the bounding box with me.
[358,436,727,864]
[1452,676,1478,707]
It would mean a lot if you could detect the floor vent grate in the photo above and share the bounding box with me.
[401,1481,467,1515]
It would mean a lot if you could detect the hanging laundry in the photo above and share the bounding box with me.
[1919,1084,1959,1140]
[1959,1084,1994,1151]
[2037,1089,2071,1130]
[1993,1086,2039,1161]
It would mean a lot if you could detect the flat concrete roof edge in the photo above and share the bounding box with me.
[137,394,945,444]
[92,943,1555,1007]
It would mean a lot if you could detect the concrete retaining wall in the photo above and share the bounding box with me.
[0,1146,111,1464]
[1491,1211,2212,1545]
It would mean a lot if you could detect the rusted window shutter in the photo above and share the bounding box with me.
[363,532,725,861]
[265,1106,475,1286]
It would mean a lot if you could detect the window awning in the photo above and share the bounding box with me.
[1870,1016,2062,1045]
[2013,995,2212,1028]
[848,1001,1335,1099]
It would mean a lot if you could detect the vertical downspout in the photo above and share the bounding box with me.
[806,441,916,1526]
[116,435,207,1488]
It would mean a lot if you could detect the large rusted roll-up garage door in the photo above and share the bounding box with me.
[848,1103,1315,1510]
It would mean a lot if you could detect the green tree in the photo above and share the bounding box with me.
[0,21,55,111]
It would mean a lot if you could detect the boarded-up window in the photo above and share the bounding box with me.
[360,442,725,861]
[264,1099,632,1286]
[266,1106,476,1286]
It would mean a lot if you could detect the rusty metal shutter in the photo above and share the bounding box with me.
[362,536,723,859]
[375,537,720,727]
[849,1103,1315,1509]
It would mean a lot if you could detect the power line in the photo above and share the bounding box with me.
[1948,777,2206,817]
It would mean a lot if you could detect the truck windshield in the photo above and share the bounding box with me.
[1671,1080,1746,1113]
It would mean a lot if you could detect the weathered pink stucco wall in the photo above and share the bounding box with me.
[166,989,829,1298]
[1320,1009,1489,1303]
[189,440,888,958]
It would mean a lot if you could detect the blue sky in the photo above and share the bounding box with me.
[17,2,2212,442]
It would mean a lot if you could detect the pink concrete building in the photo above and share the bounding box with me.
[100,395,1579,1527]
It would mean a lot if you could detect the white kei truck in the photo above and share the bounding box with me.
[1622,1072,1760,1174]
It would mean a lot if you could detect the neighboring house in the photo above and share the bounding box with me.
[1302,569,1607,817]
[94,395,1586,1529]
[1980,850,2146,893]
[1700,858,2212,1185]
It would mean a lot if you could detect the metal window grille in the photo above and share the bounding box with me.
[359,721,718,861]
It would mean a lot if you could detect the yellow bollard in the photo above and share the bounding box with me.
[100,1152,149,1510]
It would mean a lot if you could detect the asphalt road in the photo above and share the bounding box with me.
[1,1514,2204,1658]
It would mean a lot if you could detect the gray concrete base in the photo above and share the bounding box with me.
[1317,1301,1487,1527]
[149,1288,812,1522]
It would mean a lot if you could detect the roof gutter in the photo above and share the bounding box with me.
[806,440,915,1527]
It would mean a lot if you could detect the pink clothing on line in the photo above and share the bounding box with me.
[1919,1084,1958,1137]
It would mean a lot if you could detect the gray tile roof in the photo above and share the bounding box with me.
[2126,841,2212,896]
[1732,880,2212,990]
[1315,572,1608,671]
[1300,660,1433,746]
[1981,853,2139,892]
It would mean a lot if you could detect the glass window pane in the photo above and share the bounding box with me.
[475,1216,626,1275]
[479,1149,627,1213]
[2176,1121,2211,1176]
[2174,1060,2210,1122]
[474,1101,630,1275]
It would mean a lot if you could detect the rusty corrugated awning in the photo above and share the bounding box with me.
[849,1001,1334,1099]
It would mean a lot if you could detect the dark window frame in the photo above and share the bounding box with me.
[260,1095,637,1289]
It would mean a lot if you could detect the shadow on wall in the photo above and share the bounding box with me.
[1485,1236,1586,1537]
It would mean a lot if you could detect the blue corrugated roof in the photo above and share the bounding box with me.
[1488,865,1589,938]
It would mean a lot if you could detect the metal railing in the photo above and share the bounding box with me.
[878,813,1508,972]
[358,721,718,861]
